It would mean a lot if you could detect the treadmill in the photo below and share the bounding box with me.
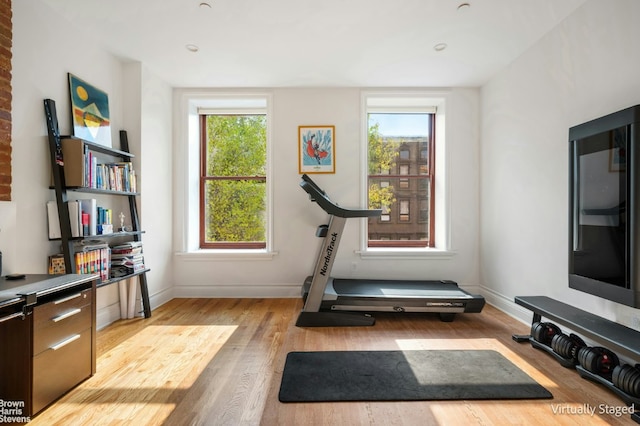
[296,174,485,327]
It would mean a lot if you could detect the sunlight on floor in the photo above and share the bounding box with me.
[391,337,602,425]
[394,337,561,390]
[29,324,238,425]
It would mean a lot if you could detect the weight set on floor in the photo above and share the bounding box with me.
[551,332,586,363]
[577,346,620,380]
[527,321,640,400]
[612,364,640,397]
[531,321,562,346]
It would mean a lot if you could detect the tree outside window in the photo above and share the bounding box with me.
[200,114,267,249]
[367,112,435,248]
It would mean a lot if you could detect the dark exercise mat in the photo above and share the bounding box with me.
[279,349,553,402]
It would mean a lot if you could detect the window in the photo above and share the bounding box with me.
[366,99,436,248]
[200,111,267,249]
[399,164,409,189]
[420,145,429,160]
[399,199,410,222]
[419,198,429,222]
[399,147,410,160]
[380,204,391,222]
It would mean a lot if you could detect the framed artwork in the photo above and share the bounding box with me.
[298,125,335,174]
[68,73,112,147]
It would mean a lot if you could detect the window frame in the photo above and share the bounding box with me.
[365,110,436,248]
[360,91,448,255]
[175,91,274,257]
[198,114,267,250]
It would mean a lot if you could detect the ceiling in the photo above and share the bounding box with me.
[39,0,586,88]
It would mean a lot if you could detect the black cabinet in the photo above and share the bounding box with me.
[0,274,97,417]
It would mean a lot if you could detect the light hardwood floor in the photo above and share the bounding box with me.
[29,298,637,425]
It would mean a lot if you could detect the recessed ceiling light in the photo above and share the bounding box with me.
[199,2,212,8]
[186,44,199,53]
[457,2,470,11]
[433,43,447,52]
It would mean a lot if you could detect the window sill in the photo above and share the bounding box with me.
[357,248,456,260]
[176,249,278,261]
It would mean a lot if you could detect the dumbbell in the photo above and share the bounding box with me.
[612,364,640,397]
[531,322,561,346]
[551,332,586,363]
[577,346,619,380]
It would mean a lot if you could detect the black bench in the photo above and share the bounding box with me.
[514,296,640,423]
[514,296,640,361]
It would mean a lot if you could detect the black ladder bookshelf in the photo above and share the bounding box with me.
[44,98,151,318]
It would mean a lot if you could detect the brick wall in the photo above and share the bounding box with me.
[0,0,11,201]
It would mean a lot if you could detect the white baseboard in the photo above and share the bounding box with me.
[97,282,534,331]
[477,285,533,327]
[96,302,122,330]
[173,283,301,298]
[96,286,175,330]
[172,282,488,300]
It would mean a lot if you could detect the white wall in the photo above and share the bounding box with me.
[119,63,174,317]
[13,0,640,334]
[480,0,640,327]
[139,67,175,309]
[14,1,481,325]
[172,87,481,297]
[12,2,173,328]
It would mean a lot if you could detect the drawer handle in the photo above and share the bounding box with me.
[52,308,82,322]
[54,292,82,304]
[0,311,24,323]
[50,334,81,351]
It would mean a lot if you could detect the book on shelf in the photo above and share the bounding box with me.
[111,253,144,266]
[78,198,97,236]
[48,198,114,238]
[46,200,82,239]
[48,253,66,275]
[111,263,146,278]
[110,241,145,278]
[69,201,82,237]
[96,206,113,234]
[111,241,143,254]
[52,137,138,192]
[96,162,137,193]
[85,149,96,188]
[73,242,111,283]
[48,240,147,282]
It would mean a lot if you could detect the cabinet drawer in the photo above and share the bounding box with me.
[0,307,32,413]
[33,304,91,355]
[33,288,92,331]
[32,327,92,415]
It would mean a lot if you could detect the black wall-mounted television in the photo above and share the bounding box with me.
[568,105,640,307]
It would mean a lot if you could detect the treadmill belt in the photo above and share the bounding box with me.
[332,279,472,298]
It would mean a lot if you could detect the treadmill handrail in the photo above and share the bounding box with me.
[300,174,382,218]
